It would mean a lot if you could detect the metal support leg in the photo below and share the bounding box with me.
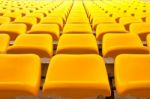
[105,77,115,99]
[96,96,101,99]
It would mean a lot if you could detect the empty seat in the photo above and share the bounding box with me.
[69,12,87,18]
[0,34,10,53]
[146,17,150,23]
[40,17,63,30]
[13,16,37,30]
[130,23,150,41]
[26,12,44,22]
[0,9,10,16]
[90,13,109,23]
[43,54,111,97]
[92,17,116,30]
[63,24,92,34]
[0,16,11,24]
[3,12,22,21]
[56,34,99,54]
[7,34,53,58]
[134,10,146,18]
[66,17,89,24]
[0,24,26,40]
[146,34,150,47]
[47,13,66,23]
[0,54,41,97]
[119,17,143,25]
[115,54,150,96]
[28,24,59,41]
[96,24,128,41]
[119,17,143,30]
[102,33,149,58]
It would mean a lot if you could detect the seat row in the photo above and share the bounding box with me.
[0,53,150,98]
[0,33,150,58]
[0,0,73,24]
[2,0,150,31]
[0,22,150,42]
[86,0,150,20]
[0,1,63,19]
[1,15,150,28]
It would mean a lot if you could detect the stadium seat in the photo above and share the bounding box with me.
[66,17,89,24]
[146,34,150,47]
[13,16,37,30]
[92,17,116,30]
[119,16,143,30]
[0,34,10,53]
[63,24,92,34]
[115,54,150,96]
[130,23,150,41]
[47,13,67,23]
[69,12,87,18]
[134,10,146,18]
[0,54,41,97]
[0,24,26,40]
[0,9,10,16]
[26,12,44,22]
[90,13,109,23]
[1,0,150,97]
[7,34,53,58]
[28,24,59,41]
[146,17,150,23]
[56,34,99,54]
[102,33,149,58]
[43,54,111,97]
[18,9,30,16]
[3,11,22,21]
[40,17,63,30]
[96,24,128,41]
[0,16,11,24]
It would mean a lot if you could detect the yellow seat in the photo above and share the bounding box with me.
[146,17,150,23]
[13,16,37,30]
[0,24,26,40]
[40,17,63,30]
[56,34,99,54]
[0,9,10,16]
[115,54,150,96]
[66,17,89,24]
[7,34,53,58]
[26,12,44,22]
[134,10,146,18]
[130,23,150,41]
[92,17,116,30]
[69,12,87,18]
[19,9,31,16]
[0,54,40,97]
[102,33,149,58]
[35,8,50,16]
[28,24,59,41]
[146,34,150,47]
[90,12,109,23]
[0,34,10,53]
[47,13,66,23]
[96,24,128,41]
[3,12,22,21]
[119,17,143,30]
[43,54,111,97]
[63,24,92,34]
[0,16,11,24]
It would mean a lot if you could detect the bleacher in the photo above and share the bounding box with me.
[0,0,150,99]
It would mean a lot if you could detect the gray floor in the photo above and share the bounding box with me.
[4,96,150,99]
[3,93,150,99]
